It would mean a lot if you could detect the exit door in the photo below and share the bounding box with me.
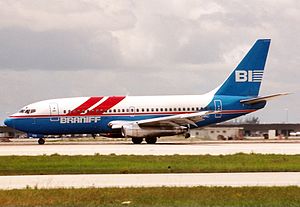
[214,100,222,118]
[49,103,59,121]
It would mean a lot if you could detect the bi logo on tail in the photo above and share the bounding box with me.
[235,70,264,82]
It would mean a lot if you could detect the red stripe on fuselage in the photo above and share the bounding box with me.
[85,96,126,115]
[9,109,256,119]
[67,97,103,115]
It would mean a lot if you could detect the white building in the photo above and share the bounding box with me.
[191,127,244,140]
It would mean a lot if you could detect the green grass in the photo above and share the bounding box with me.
[0,153,299,175]
[0,186,299,207]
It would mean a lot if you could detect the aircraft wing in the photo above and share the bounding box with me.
[109,111,216,129]
[240,93,290,104]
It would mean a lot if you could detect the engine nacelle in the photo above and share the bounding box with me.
[121,122,188,138]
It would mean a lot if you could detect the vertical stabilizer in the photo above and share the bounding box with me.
[215,39,271,97]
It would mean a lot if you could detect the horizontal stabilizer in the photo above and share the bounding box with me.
[240,93,290,104]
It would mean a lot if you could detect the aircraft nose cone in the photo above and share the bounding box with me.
[4,118,12,127]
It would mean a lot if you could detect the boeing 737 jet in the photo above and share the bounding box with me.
[4,39,286,144]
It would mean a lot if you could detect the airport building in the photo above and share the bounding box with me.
[191,124,300,140]
[191,126,244,140]
[191,123,300,140]
[0,126,23,138]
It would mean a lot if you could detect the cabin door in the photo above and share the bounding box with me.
[49,103,59,121]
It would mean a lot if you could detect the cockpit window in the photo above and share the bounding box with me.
[19,109,36,114]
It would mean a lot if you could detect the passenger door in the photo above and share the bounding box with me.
[49,103,59,121]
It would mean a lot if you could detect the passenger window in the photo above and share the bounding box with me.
[156,108,159,112]
[30,109,36,113]
[192,107,195,111]
[63,110,66,114]
[151,108,154,112]
[113,109,116,113]
[169,108,172,111]
[25,109,30,114]
[146,108,149,112]
[178,108,181,111]
[142,108,144,112]
[136,109,139,112]
[160,108,163,112]
[187,108,190,111]
[126,109,129,113]
[118,109,121,112]
[122,109,125,113]
[183,108,186,111]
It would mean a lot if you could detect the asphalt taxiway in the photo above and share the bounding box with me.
[0,172,299,189]
[0,142,299,155]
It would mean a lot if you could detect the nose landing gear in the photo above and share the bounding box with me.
[38,138,45,145]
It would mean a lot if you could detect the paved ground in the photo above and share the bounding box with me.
[0,142,299,155]
[0,172,299,189]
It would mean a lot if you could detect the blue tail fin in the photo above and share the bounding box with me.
[215,39,271,97]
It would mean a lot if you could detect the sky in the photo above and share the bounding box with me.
[0,0,299,124]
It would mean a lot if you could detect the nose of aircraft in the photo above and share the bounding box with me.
[4,118,12,127]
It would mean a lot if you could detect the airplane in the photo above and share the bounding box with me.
[4,39,287,145]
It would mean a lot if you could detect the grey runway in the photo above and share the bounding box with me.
[0,142,299,155]
[0,172,299,189]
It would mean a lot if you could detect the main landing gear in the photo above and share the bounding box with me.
[145,137,157,144]
[131,137,157,144]
[185,132,191,139]
[38,138,45,145]
[132,137,143,144]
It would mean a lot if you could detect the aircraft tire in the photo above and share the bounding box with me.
[145,137,157,144]
[132,137,143,144]
[185,133,191,138]
[38,138,45,145]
